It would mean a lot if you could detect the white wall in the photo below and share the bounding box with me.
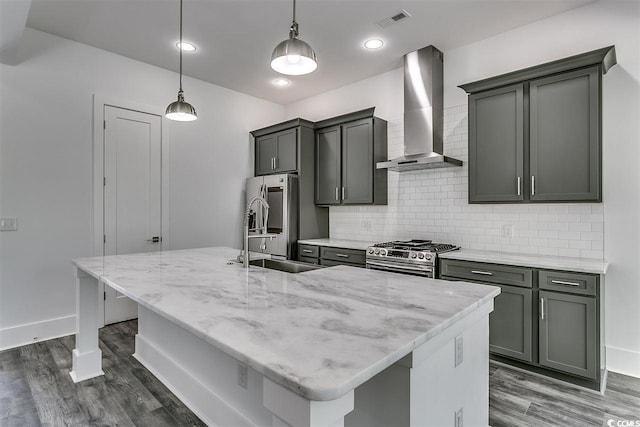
[285,0,640,376]
[0,28,285,348]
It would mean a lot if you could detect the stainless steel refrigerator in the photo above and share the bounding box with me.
[246,174,298,259]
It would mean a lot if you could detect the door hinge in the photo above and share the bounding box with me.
[103,177,106,186]
[103,291,106,301]
[103,234,106,243]
[103,120,106,130]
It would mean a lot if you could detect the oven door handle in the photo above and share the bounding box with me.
[367,261,433,275]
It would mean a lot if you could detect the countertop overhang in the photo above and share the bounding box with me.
[73,247,499,401]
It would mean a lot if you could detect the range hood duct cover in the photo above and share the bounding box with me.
[377,45,463,171]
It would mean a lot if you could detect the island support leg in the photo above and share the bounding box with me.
[69,268,104,382]
[263,377,354,427]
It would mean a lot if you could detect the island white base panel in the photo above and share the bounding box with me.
[133,302,492,427]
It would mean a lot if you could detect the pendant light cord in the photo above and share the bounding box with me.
[292,0,296,23]
[179,0,183,92]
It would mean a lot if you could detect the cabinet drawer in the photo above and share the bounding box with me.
[298,255,320,265]
[321,247,366,266]
[320,259,365,268]
[298,244,320,258]
[539,270,597,296]
[440,259,533,288]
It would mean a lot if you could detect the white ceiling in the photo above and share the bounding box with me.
[25,0,595,105]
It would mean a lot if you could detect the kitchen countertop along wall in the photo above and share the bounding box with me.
[439,249,608,275]
[297,238,375,251]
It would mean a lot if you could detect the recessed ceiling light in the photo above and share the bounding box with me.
[364,39,384,50]
[176,41,197,52]
[272,78,290,87]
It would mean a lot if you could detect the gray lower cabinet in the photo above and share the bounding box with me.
[314,108,387,206]
[539,290,597,379]
[460,46,616,204]
[255,128,297,175]
[440,260,533,363]
[297,243,365,268]
[440,258,602,388]
[490,285,533,362]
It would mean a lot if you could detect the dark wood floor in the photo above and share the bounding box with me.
[1,320,638,427]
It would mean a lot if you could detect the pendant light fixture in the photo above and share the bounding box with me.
[165,0,197,122]
[270,0,317,76]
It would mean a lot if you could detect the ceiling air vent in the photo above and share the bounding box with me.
[376,10,411,29]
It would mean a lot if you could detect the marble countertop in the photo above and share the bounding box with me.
[440,249,608,274]
[297,238,376,251]
[73,247,499,401]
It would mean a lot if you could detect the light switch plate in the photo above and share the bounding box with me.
[455,407,463,427]
[0,217,17,231]
[237,363,248,389]
[455,334,463,367]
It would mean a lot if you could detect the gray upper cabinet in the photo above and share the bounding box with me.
[342,119,374,204]
[315,126,341,204]
[314,108,387,206]
[255,128,297,175]
[461,46,616,204]
[530,67,600,201]
[469,84,524,202]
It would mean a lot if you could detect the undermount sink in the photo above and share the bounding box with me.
[249,258,325,274]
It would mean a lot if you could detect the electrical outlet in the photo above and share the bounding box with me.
[455,407,463,427]
[0,217,18,231]
[502,224,513,238]
[237,363,248,389]
[455,334,463,367]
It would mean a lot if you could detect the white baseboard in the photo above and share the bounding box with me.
[606,345,640,378]
[0,315,75,351]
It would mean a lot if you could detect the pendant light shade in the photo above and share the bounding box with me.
[166,0,197,122]
[271,0,317,76]
[165,90,197,121]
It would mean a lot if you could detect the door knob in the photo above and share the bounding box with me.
[147,236,161,243]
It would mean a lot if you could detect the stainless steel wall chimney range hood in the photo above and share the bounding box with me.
[377,45,463,172]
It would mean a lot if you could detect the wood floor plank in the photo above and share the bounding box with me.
[20,342,88,426]
[0,349,42,427]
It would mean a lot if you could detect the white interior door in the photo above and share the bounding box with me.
[103,105,162,325]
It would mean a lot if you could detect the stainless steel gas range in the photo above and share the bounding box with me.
[366,240,460,278]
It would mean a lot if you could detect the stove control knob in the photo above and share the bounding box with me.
[426,254,432,261]
[380,249,387,256]
[368,248,374,254]
[375,249,380,255]
[411,252,417,259]
[418,253,425,259]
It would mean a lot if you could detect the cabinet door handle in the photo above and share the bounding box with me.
[274,157,278,169]
[517,176,521,196]
[551,279,581,287]
[302,249,313,254]
[471,270,493,276]
[541,297,545,320]
[342,187,345,200]
[531,176,535,196]
[335,187,339,201]
[336,253,350,258]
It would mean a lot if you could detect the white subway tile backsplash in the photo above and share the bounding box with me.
[329,106,605,260]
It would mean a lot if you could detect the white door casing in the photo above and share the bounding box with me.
[103,105,162,325]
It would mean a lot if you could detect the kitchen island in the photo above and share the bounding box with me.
[71,247,500,427]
